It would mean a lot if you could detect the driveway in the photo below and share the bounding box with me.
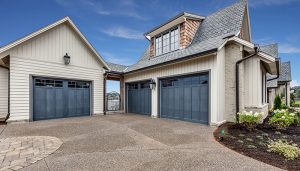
[0,114,281,171]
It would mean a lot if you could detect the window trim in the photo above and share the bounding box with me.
[154,25,180,56]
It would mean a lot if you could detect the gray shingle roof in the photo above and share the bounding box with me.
[125,0,247,73]
[107,62,128,73]
[260,44,278,58]
[267,61,292,88]
[278,61,292,82]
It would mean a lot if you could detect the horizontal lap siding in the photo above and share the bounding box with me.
[0,67,8,118]
[10,57,103,121]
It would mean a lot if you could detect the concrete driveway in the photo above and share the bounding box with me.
[0,114,281,171]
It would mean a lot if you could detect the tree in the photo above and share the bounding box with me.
[274,95,282,110]
[297,89,300,98]
[290,93,295,106]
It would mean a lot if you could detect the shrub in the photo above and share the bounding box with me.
[268,140,300,160]
[274,95,282,110]
[237,111,263,130]
[269,109,300,129]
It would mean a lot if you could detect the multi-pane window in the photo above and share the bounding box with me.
[170,28,179,51]
[155,36,162,56]
[162,33,169,53]
[155,26,179,56]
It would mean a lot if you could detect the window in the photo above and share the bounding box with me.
[35,79,63,87]
[68,81,90,88]
[129,84,138,90]
[155,26,179,56]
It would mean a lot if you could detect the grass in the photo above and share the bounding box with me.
[295,101,300,105]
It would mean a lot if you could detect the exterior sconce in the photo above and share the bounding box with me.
[149,79,156,90]
[64,53,71,65]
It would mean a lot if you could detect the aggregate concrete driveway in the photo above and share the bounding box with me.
[0,114,281,171]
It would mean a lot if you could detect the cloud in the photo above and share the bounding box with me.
[279,43,300,54]
[102,51,134,66]
[100,26,144,40]
[249,0,300,7]
[55,0,147,20]
[291,80,300,87]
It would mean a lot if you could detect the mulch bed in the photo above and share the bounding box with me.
[214,122,300,171]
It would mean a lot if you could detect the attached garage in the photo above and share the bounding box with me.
[127,81,151,115]
[160,73,209,124]
[33,78,91,120]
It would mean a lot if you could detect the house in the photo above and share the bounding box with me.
[0,17,109,122]
[107,0,279,125]
[267,61,292,108]
[0,0,279,125]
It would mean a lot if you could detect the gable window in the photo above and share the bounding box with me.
[155,26,179,56]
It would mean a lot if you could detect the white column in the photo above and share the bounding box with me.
[151,77,159,118]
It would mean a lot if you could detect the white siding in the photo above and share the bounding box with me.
[124,54,223,125]
[0,67,8,119]
[2,23,105,121]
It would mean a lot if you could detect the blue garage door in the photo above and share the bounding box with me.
[160,73,209,124]
[127,81,151,115]
[33,78,90,121]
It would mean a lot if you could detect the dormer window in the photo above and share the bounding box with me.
[155,26,179,56]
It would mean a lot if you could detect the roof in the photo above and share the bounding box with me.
[107,62,128,73]
[267,61,292,88]
[278,61,292,82]
[260,44,279,58]
[144,12,205,37]
[125,0,248,73]
[0,17,110,69]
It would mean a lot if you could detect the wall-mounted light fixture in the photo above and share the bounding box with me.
[149,79,156,90]
[64,53,71,65]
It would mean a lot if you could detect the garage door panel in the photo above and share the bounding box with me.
[127,81,151,115]
[160,73,209,124]
[33,78,90,120]
[55,89,64,118]
[184,87,192,120]
[46,89,56,118]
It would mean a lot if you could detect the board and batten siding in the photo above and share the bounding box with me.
[2,23,105,121]
[124,54,226,125]
[0,67,8,119]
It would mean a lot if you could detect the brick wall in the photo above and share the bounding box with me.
[150,19,200,58]
[180,19,200,48]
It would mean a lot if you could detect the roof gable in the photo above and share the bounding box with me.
[0,17,109,69]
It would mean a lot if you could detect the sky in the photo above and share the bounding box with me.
[0,0,300,93]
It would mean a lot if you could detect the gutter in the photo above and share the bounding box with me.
[267,59,280,81]
[236,45,259,123]
[124,48,218,74]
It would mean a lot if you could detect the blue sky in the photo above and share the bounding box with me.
[0,0,300,92]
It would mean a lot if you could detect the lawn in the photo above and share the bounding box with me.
[295,101,300,105]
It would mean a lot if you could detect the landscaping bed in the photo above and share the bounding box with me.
[214,108,300,171]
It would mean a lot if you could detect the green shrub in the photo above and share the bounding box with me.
[268,140,300,160]
[269,109,300,129]
[237,111,263,130]
[274,95,282,110]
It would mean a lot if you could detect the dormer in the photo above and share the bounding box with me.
[145,12,204,58]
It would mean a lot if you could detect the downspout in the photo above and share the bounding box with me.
[0,65,10,123]
[236,45,259,123]
[285,82,288,106]
[103,72,107,115]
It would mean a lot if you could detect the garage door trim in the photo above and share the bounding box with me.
[158,70,211,125]
[29,75,94,121]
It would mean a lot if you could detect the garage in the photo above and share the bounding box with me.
[33,77,91,120]
[160,73,209,124]
[127,81,151,115]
